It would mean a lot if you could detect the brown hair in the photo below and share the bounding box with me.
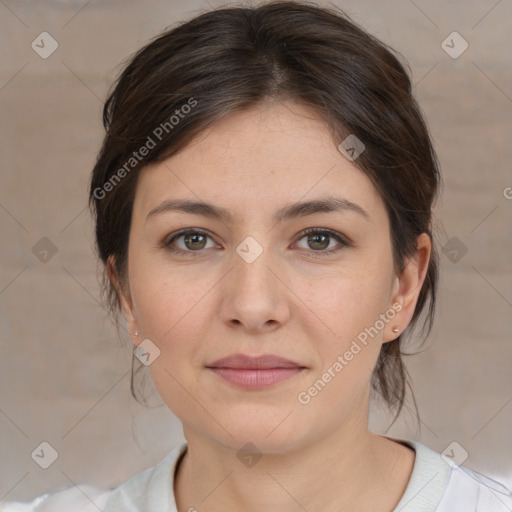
[89,0,441,421]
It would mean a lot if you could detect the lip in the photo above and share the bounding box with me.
[206,353,304,370]
[206,354,307,390]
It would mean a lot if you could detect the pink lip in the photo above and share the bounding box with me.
[207,353,303,369]
[206,354,307,390]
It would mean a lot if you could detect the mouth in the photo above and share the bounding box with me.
[205,353,307,390]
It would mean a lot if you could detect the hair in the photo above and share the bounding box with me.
[88,0,441,423]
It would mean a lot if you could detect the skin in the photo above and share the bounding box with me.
[109,98,431,512]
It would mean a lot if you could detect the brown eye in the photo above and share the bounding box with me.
[163,229,216,256]
[306,232,330,250]
[295,228,350,255]
[182,232,208,250]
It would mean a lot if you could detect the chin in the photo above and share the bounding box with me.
[207,420,308,456]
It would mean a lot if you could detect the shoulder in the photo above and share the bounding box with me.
[1,442,188,512]
[387,436,512,512]
[0,485,112,512]
[436,465,512,512]
[103,442,187,511]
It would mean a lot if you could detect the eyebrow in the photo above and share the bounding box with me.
[146,196,369,224]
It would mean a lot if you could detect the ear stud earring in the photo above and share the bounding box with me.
[392,327,399,333]
[134,330,140,337]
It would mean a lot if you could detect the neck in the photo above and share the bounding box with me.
[174,411,414,512]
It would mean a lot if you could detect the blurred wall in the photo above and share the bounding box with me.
[1,0,511,501]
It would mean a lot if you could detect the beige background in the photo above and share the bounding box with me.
[1,0,511,502]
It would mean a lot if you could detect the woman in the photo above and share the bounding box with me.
[3,1,511,511]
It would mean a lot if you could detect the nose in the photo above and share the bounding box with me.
[220,241,291,334]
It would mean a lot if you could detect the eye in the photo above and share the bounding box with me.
[161,227,351,258]
[162,229,217,256]
[295,228,350,256]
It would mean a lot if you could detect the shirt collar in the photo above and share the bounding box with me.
[104,437,451,512]
[385,436,452,511]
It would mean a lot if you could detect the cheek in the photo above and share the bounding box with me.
[294,256,394,400]
[128,257,222,391]
[298,256,394,339]
[294,276,393,414]
[132,274,208,353]
[130,272,211,416]
[128,244,206,336]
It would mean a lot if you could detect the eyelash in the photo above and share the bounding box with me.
[161,227,351,258]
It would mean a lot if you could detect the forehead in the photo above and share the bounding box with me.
[133,100,385,225]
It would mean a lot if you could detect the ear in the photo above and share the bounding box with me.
[107,255,141,347]
[383,232,432,342]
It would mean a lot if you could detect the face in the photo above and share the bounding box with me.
[114,99,430,454]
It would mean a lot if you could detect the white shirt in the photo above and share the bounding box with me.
[2,437,511,511]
